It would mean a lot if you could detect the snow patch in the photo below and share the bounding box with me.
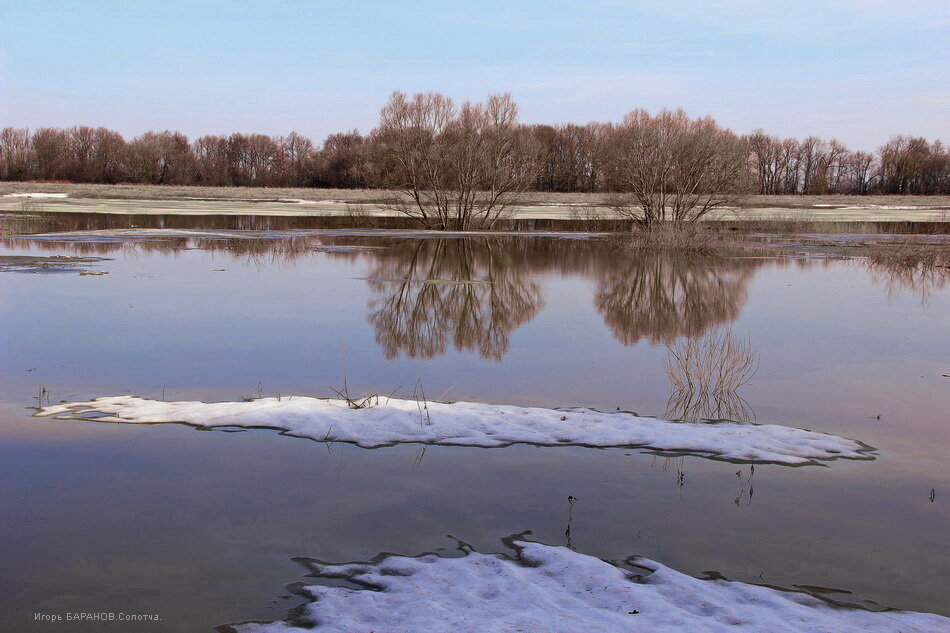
[232,540,947,633]
[839,204,944,211]
[37,396,873,465]
[5,192,68,198]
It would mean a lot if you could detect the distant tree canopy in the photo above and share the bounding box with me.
[2,94,948,197]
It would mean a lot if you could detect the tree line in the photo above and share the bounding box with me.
[1,100,947,196]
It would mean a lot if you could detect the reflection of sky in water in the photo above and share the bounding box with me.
[0,230,948,632]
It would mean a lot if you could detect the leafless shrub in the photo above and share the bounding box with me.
[624,222,736,253]
[369,92,535,230]
[567,206,610,222]
[602,109,749,227]
[16,197,40,214]
[338,202,374,227]
[665,329,759,423]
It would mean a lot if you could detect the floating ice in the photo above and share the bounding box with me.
[38,396,873,465]
[0,255,111,274]
[232,539,947,633]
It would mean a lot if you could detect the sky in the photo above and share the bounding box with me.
[0,0,947,150]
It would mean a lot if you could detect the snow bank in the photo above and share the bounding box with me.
[5,192,68,198]
[37,396,872,465]
[233,540,946,633]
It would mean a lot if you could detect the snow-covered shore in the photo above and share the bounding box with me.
[233,540,947,633]
[37,395,873,465]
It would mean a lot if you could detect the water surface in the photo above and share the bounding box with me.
[1,215,947,632]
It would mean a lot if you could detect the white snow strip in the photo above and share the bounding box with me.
[839,204,944,211]
[37,396,872,464]
[277,198,349,204]
[5,192,68,198]
[233,540,947,633]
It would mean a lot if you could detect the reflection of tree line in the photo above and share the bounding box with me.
[365,237,775,358]
[367,239,545,359]
[10,227,943,361]
[2,230,376,261]
[4,229,782,355]
[2,210,416,234]
[594,250,759,345]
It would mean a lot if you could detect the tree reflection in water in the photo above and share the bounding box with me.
[367,238,544,360]
[12,219,898,376]
[594,245,765,345]
[366,238,774,361]
[591,244,766,423]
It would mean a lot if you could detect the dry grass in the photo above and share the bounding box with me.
[665,329,759,423]
[865,238,950,268]
[863,238,950,298]
[567,206,611,222]
[624,222,741,253]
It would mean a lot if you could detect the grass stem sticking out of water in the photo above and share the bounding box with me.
[665,329,759,423]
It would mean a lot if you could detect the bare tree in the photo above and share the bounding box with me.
[280,131,316,186]
[3,112,948,195]
[528,122,602,192]
[877,136,950,195]
[746,129,779,195]
[31,128,71,181]
[88,127,128,183]
[0,128,35,180]
[840,150,876,194]
[127,131,193,184]
[193,135,230,185]
[317,130,367,188]
[603,109,748,227]
[369,91,535,230]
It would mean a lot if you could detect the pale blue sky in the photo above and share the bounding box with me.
[1,0,947,149]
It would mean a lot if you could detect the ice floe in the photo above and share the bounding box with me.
[0,255,111,274]
[38,395,873,465]
[232,539,948,633]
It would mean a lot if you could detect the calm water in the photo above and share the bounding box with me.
[1,215,948,632]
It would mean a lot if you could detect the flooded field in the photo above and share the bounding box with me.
[1,214,948,632]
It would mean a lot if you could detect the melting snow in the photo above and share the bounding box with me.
[5,192,68,198]
[38,395,873,465]
[233,540,947,633]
